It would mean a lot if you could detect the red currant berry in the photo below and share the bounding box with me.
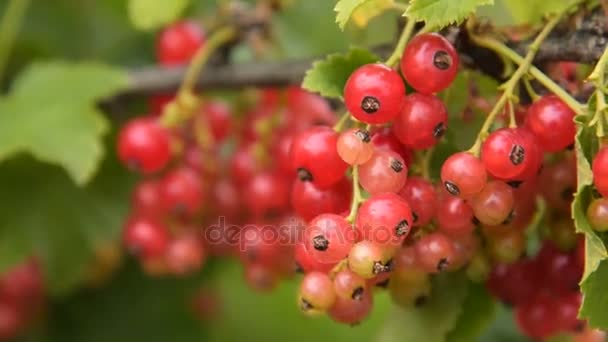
[0,300,22,340]
[485,229,525,264]
[291,126,348,188]
[388,271,432,308]
[305,214,356,264]
[344,63,405,124]
[337,129,374,165]
[328,288,373,325]
[486,259,539,306]
[400,33,459,94]
[537,241,582,294]
[291,177,351,222]
[160,167,205,217]
[436,195,475,237]
[244,263,279,293]
[539,156,576,211]
[348,240,393,279]
[393,93,448,150]
[414,232,456,273]
[230,143,261,185]
[481,128,529,180]
[441,152,487,198]
[555,292,583,333]
[333,269,367,301]
[355,193,413,249]
[515,293,559,340]
[199,100,232,142]
[587,198,608,232]
[525,95,576,152]
[117,118,171,174]
[131,180,163,217]
[156,21,206,66]
[470,180,515,226]
[0,259,43,306]
[398,177,437,227]
[294,242,334,273]
[359,150,407,195]
[299,272,336,313]
[592,147,608,197]
[123,216,169,258]
[370,127,414,166]
[149,93,174,115]
[243,171,289,218]
[166,234,206,275]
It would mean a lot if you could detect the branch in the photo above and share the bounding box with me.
[123,8,608,96]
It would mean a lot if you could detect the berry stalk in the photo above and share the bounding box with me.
[346,165,363,223]
[160,26,237,127]
[467,7,578,156]
[384,18,417,68]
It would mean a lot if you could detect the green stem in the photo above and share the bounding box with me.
[588,46,608,136]
[522,77,540,102]
[507,99,517,128]
[467,6,584,155]
[346,166,363,223]
[384,18,416,68]
[0,0,30,81]
[180,26,236,94]
[333,112,351,132]
[421,148,434,180]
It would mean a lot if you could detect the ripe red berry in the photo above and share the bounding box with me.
[123,216,170,258]
[166,234,206,275]
[305,214,356,264]
[291,126,348,189]
[328,288,373,325]
[592,147,608,197]
[299,272,336,313]
[199,100,232,142]
[290,177,351,222]
[355,193,413,249]
[359,150,407,195]
[440,152,487,198]
[555,292,583,333]
[294,242,334,274]
[414,232,456,273]
[587,198,608,232]
[470,180,515,226]
[117,118,171,174]
[344,63,405,124]
[243,171,290,218]
[157,21,206,66]
[333,269,367,301]
[515,293,559,339]
[131,180,163,217]
[398,177,437,227]
[0,259,43,306]
[481,128,530,180]
[159,166,205,217]
[400,33,459,94]
[537,241,582,294]
[244,263,279,293]
[370,127,414,166]
[436,195,475,237]
[486,259,539,306]
[392,93,448,150]
[0,300,22,340]
[525,95,576,152]
[539,157,576,211]
[337,129,374,165]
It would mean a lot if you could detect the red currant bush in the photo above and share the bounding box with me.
[344,63,405,124]
[400,33,459,94]
[117,118,172,174]
[392,93,448,150]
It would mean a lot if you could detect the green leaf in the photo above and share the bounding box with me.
[376,273,468,342]
[499,0,580,25]
[128,0,190,31]
[405,0,494,29]
[446,283,496,342]
[302,48,378,99]
[335,0,393,30]
[0,62,128,185]
[580,260,608,329]
[0,154,133,296]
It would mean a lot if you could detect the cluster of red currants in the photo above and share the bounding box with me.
[0,259,44,340]
[488,240,583,339]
